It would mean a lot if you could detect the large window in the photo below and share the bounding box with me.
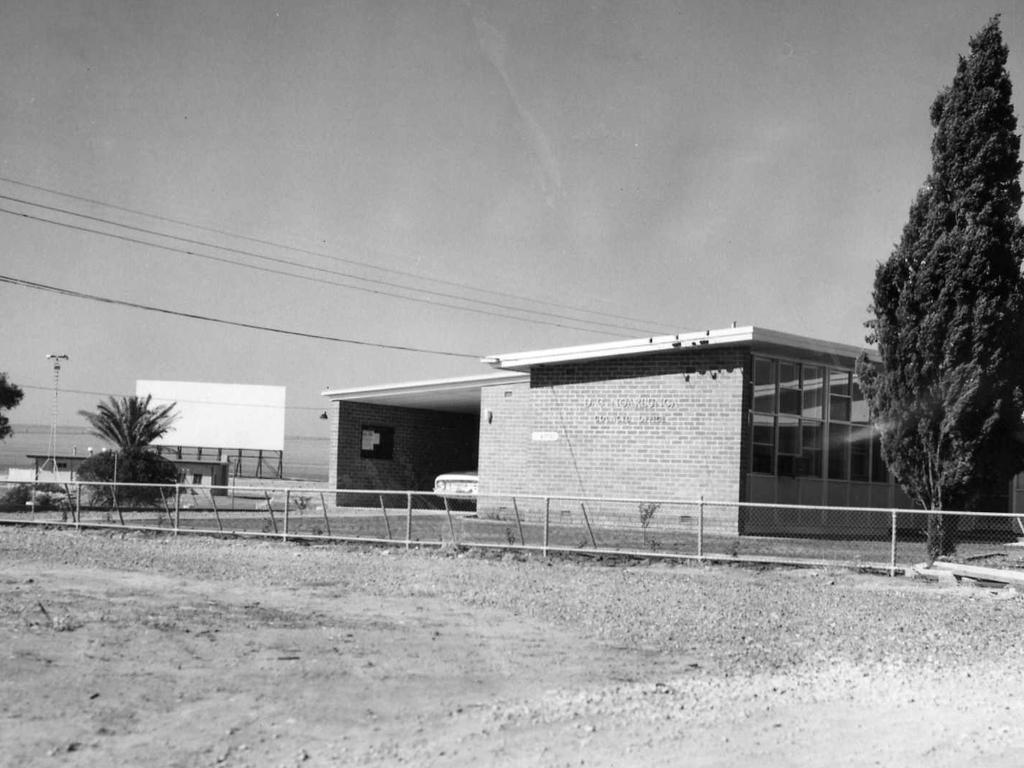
[750,357,886,483]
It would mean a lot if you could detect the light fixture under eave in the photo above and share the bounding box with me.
[319,411,329,420]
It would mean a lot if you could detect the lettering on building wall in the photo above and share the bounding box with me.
[583,396,681,411]
[585,394,682,426]
[594,413,668,425]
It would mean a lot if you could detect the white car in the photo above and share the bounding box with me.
[433,470,478,498]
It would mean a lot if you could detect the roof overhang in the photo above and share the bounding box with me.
[321,372,529,414]
[482,326,877,371]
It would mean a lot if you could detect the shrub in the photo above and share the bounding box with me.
[76,449,177,508]
[0,483,67,511]
[639,502,660,547]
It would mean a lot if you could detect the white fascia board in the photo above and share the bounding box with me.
[750,328,878,362]
[483,326,878,370]
[321,371,528,401]
[482,327,757,370]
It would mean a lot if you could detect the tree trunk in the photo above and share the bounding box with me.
[926,511,959,563]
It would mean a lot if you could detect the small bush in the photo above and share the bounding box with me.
[639,502,660,546]
[0,484,31,510]
[76,450,177,509]
[0,483,67,511]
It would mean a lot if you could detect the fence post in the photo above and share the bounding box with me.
[543,497,550,558]
[75,483,81,529]
[697,495,705,559]
[210,489,224,532]
[405,492,413,550]
[579,502,597,548]
[174,484,181,534]
[264,490,278,534]
[320,492,332,537]
[511,496,525,546]
[379,495,392,540]
[890,508,898,577]
[283,490,290,542]
[113,483,125,527]
[443,496,457,545]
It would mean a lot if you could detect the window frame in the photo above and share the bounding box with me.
[749,355,885,484]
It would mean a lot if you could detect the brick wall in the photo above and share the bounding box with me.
[479,379,532,496]
[329,401,478,497]
[478,348,748,533]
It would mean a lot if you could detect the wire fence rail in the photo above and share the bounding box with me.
[3,478,1024,575]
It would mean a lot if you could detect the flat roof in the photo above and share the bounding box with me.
[482,326,876,371]
[322,372,529,414]
[320,328,876,413]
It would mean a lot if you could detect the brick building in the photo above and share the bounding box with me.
[323,326,923,535]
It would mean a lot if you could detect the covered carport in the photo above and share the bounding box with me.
[322,372,528,497]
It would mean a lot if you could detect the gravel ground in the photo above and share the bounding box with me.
[3,526,1024,766]
[11,528,1011,677]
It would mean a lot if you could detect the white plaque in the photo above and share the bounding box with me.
[531,431,559,442]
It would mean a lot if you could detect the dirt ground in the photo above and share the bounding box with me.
[2,528,1024,767]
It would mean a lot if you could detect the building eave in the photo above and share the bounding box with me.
[321,371,529,414]
[482,326,878,371]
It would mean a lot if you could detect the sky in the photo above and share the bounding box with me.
[1,0,1022,436]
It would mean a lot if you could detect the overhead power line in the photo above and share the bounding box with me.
[0,202,646,336]
[0,174,670,331]
[0,273,482,359]
[18,384,326,411]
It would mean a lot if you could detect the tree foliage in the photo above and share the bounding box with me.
[79,394,179,452]
[76,449,179,508]
[858,17,1024,560]
[0,371,24,442]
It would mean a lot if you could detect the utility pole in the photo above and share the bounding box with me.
[40,354,69,477]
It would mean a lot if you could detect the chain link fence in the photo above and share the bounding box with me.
[3,478,1024,573]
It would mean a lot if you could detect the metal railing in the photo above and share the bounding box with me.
[2,478,1022,574]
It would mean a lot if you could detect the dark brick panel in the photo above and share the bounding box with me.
[330,402,478,494]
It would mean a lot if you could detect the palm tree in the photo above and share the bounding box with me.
[79,395,179,451]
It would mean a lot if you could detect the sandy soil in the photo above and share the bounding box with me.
[2,528,1023,767]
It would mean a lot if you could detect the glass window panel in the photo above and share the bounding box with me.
[778,415,800,455]
[828,423,850,480]
[754,358,774,385]
[799,422,823,477]
[776,415,800,476]
[851,379,869,423]
[753,444,774,474]
[829,370,850,396]
[753,414,774,445]
[753,358,776,413]
[778,362,799,389]
[752,413,774,474]
[754,389,776,413]
[802,366,823,419]
[777,362,800,415]
[777,454,797,476]
[850,425,871,481]
[830,395,851,422]
[753,360,774,415]
[779,387,801,415]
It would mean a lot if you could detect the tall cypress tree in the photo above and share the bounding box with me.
[859,17,1024,560]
